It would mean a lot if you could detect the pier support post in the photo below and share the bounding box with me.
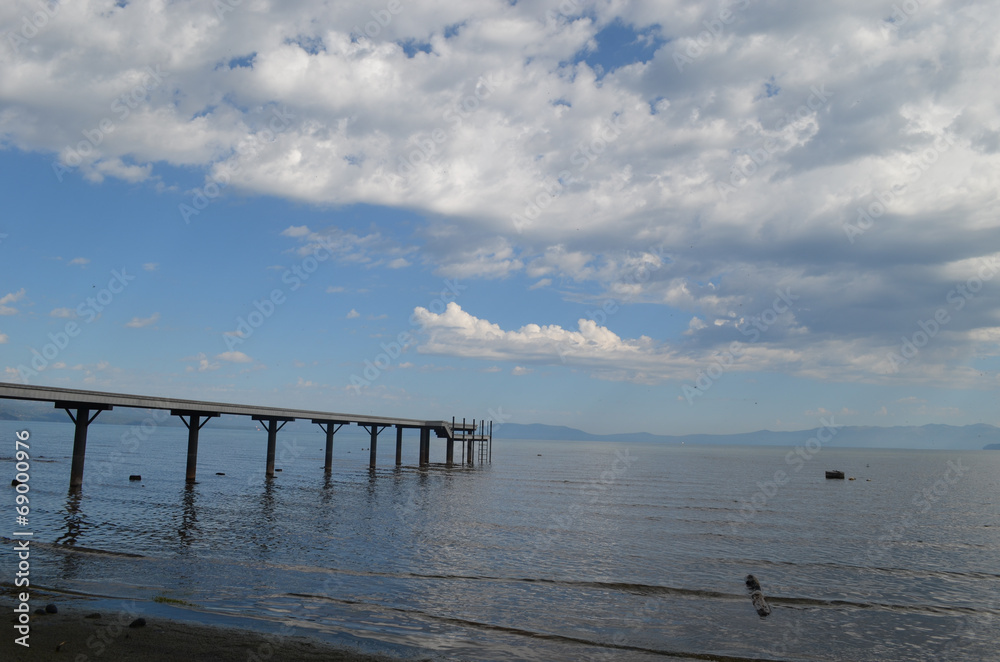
[313,420,346,473]
[395,427,403,466]
[360,424,387,469]
[446,433,454,466]
[253,417,293,478]
[173,410,219,483]
[419,428,430,466]
[57,401,113,490]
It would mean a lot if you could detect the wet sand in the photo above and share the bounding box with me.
[3,603,411,662]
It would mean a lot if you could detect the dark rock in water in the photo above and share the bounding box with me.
[129,475,142,481]
[275,468,282,472]
[128,617,146,628]
[45,604,58,614]
[216,472,225,475]
[745,574,771,617]
[85,613,102,619]
[34,608,46,615]
[750,590,771,617]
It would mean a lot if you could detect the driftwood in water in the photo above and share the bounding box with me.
[745,574,771,617]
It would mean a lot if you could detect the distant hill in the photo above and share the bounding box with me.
[6,398,1000,450]
[494,422,1000,450]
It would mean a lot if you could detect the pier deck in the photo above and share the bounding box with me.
[0,383,491,488]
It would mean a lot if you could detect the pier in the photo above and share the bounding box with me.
[0,384,492,489]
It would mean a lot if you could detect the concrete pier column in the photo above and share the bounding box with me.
[253,417,293,478]
[395,427,403,465]
[173,410,219,483]
[57,401,113,489]
[419,428,430,466]
[467,438,474,465]
[313,420,345,473]
[360,424,386,469]
[446,434,454,466]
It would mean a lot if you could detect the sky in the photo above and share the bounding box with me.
[1,0,999,436]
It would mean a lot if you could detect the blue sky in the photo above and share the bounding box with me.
[2,0,999,435]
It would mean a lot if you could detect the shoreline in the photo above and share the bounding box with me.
[2,591,421,662]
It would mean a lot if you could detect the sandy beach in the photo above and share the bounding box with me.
[3,602,411,662]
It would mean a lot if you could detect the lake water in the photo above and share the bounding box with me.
[2,419,999,660]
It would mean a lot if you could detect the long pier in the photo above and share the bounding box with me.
[0,384,491,489]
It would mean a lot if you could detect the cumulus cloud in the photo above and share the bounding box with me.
[3,1,999,387]
[346,308,360,319]
[183,352,220,372]
[68,257,89,266]
[0,289,26,315]
[50,307,76,318]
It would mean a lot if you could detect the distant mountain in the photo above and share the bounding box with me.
[984,443,1000,450]
[494,422,1000,450]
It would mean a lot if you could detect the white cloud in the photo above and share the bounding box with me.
[2,1,999,386]
[217,351,253,363]
[0,289,26,315]
[125,312,160,328]
[68,257,89,267]
[326,286,346,293]
[50,307,76,318]
[182,352,220,372]
[512,366,534,375]
[0,332,7,343]
[281,225,311,238]
[143,262,159,271]
[346,309,361,319]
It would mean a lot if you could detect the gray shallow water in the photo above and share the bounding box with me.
[2,419,999,660]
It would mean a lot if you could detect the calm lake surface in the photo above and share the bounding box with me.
[2,420,999,660]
